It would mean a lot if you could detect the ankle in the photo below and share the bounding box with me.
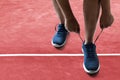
[59,23,64,26]
[84,41,93,45]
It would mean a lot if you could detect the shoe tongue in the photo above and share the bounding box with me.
[59,24,64,26]
[84,43,96,52]
[58,24,64,29]
[58,24,64,28]
[58,24,68,32]
[84,42,96,48]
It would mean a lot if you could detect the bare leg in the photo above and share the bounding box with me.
[83,0,100,44]
[100,0,114,28]
[52,0,65,24]
[56,0,80,33]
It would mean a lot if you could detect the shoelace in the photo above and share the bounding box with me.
[78,29,103,44]
[78,29,103,58]
[55,24,103,43]
[55,24,67,33]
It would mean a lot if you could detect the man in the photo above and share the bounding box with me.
[51,0,114,74]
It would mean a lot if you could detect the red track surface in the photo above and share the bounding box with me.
[0,0,120,80]
[0,0,120,53]
[0,56,119,80]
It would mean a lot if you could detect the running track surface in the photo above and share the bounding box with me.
[0,0,120,80]
[0,0,120,53]
[0,56,120,80]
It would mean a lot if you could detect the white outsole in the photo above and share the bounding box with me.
[51,39,66,48]
[83,63,100,74]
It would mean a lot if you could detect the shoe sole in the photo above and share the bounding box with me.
[83,63,100,74]
[82,49,100,74]
[51,39,67,48]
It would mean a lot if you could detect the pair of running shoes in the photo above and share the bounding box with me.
[51,24,100,74]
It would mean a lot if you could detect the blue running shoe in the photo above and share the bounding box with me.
[51,24,68,47]
[82,42,100,74]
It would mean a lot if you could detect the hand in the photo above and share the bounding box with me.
[100,13,114,29]
[65,18,80,33]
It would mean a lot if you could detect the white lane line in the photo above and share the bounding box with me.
[0,54,120,57]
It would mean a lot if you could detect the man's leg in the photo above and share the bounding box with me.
[52,0,65,24]
[82,0,100,74]
[56,0,80,33]
[83,0,100,44]
[52,0,68,47]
